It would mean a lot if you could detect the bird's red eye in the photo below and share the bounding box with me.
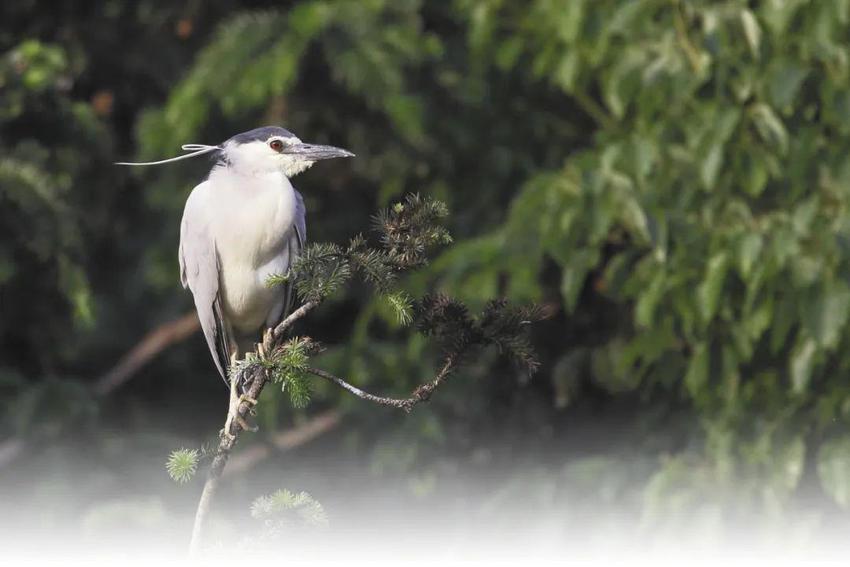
[269,139,284,152]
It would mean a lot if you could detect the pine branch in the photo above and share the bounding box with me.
[307,354,457,412]
[190,361,266,554]
[267,195,452,306]
[414,294,544,376]
[272,300,319,341]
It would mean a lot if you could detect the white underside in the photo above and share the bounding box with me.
[202,166,297,334]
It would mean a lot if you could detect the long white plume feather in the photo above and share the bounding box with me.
[115,144,221,166]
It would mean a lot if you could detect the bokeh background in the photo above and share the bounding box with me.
[4,0,850,558]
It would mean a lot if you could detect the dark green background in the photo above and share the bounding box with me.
[3,0,850,546]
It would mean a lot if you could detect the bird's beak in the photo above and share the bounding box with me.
[286,143,355,160]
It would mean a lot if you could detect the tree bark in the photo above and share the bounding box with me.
[188,364,268,557]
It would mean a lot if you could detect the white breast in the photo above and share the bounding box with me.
[206,167,297,333]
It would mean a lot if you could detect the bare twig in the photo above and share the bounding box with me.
[307,355,457,413]
[272,300,317,341]
[95,312,199,397]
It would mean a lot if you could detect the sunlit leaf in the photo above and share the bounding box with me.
[790,337,817,394]
[697,252,729,323]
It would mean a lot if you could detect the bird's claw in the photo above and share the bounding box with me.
[224,370,260,436]
[239,393,258,417]
[257,328,274,359]
[223,404,259,436]
[236,414,258,432]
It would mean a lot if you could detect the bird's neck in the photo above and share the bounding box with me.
[212,162,285,181]
[208,166,295,225]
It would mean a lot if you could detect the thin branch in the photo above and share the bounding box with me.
[272,300,317,340]
[95,312,199,397]
[190,361,268,557]
[307,355,457,413]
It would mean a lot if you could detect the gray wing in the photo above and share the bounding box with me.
[179,182,230,383]
[280,189,307,324]
[293,189,307,247]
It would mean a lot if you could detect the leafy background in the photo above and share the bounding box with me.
[3,0,850,550]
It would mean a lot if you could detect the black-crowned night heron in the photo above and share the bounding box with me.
[118,126,353,427]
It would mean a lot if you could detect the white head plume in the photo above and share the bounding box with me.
[115,144,221,166]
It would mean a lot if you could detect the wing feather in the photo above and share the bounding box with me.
[179,181,230,383]
[279,189,307,324]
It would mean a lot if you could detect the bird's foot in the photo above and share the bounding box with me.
[223,395,258,436]
[237,393,259,418]
[222,364,259,437]
[239,393,258,407]
[257,328,274,359]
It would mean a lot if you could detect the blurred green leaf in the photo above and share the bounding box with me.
[750,103,789,155]
[790,337,817,394]
[802,283,850,349]
[685,342,709,398]
[697,253,729,323]
[740,10,762,58]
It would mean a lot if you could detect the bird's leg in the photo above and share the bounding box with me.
[222,352,258,439]
[227,347,259,415]
[223,376,258,435]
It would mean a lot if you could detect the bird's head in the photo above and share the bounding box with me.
[116,125,353,177]
[221,126,354,177]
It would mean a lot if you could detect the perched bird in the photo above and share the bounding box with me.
[118,126,353,390]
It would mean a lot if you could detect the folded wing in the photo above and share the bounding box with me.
[179,181,230,383]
